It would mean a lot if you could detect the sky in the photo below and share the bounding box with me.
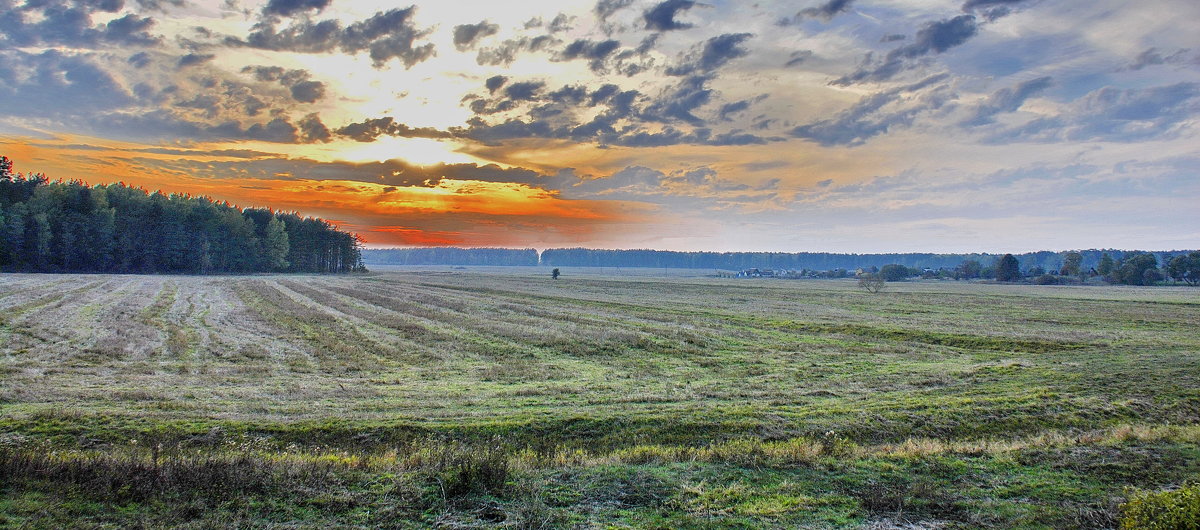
[1,0,1197,252]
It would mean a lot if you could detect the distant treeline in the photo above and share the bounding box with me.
[364,247,1190,272]
[365,247,538,266]
[0,157,363,274]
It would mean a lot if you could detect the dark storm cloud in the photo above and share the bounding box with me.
[643,0,696,31]
[665,33,753,76]
[452,21,499,51]
[961,76,1052,126]
[985,82,1200,143]
[833,15,977,85]
[235,6,436,69]
[795,0,854,22]
[262,0,329,17]
[0,0,162,48]
[792,74,952,146]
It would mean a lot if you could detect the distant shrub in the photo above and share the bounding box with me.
[878,264,910,282]
[858,274,886,293]
[1033,274,1059,285]
[1120,483,1200,530]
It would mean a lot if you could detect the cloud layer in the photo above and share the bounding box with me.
[1,0,1197,252]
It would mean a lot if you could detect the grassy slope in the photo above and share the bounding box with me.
[0,272,1197,528]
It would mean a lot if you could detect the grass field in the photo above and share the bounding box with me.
[1,271,1198,528]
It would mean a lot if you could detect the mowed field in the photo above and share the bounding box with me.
[1,271,1198,528]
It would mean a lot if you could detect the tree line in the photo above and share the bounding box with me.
[870,251,1199,286]
[366,247,537,266]
[0,156,364,274]
[363,247,1195,279]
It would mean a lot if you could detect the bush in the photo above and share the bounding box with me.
[878,264,910,282]
[1033,274,1059,285]
[1120,483,1200,530]
[858,274,886,293]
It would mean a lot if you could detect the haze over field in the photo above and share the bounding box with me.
[2,0,1197,252]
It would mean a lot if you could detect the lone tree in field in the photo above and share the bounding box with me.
[996,254,1021,282]
[551,268,560,280]
[858,273,885,293]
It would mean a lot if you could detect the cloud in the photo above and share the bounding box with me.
[1121,47,1194,71]
[666,33,753,76]
[334,117,455,142]
[961,76,1052,126]
[456,74,775,148]
[792,74,953,146]
[547,13,574,33]
[833,15,977,85]
[961,0,1026,11]
[785,50,814,67]
[718,95,767,121]
[297,113,331,142]
[795,0,854,22]
[90,110,304,143]
[241,65,327,103]
[0,1,162,48]
[485,75,508,93]
[476,35,559,66]
[986,82,1200,143]
[595,0,633,21]
[0,50,134,117]
[236,7,436,69]
[558,39,621,71]
[262,0,329,17]
[643,0,697,31]
[453,21,499,51]
[177,53,214,68]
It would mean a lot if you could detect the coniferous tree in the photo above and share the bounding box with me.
[0,157,363,274]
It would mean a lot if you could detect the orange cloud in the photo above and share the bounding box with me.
[0,135,657,248]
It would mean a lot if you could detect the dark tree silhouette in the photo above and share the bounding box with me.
[995,254,1021,282]
[1166,252,1200,285]
[551,268,560,280]
[0,157,363,274]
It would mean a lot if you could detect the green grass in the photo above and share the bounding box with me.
[1,271,1198,527]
